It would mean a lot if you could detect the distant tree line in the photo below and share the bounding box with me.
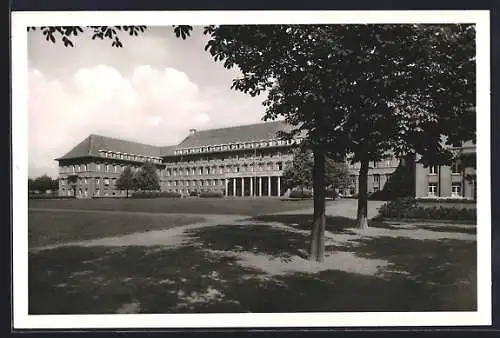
[28,175,59,193]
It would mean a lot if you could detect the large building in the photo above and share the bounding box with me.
[55,121,476,199]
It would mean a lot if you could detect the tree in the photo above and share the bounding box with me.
[28,178,35,193]
[282,148,313,194]
[321,25,476,229]
[133,162,160,192]
[116,166,135,197]
[282,147,350,195]
[67,174,78,198]
[35,24,475,261]
[31,174,58,193]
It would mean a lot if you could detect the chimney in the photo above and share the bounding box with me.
[189,128,197,136]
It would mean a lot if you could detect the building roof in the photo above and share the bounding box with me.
[56,134,162,161]
[176,121,294,148]
[160,145,177,157]
[56,121,302,161]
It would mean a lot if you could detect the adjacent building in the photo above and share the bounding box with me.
[414,141,476,200]
[55,121,476,199]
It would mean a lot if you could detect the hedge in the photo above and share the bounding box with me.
[29,194,75,200]
[199,191,224,198]
[131,191,181,198]
[378,197,476,221]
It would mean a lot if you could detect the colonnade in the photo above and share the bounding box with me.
[224,176,282,197]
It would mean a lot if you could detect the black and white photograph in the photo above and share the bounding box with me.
[11,10,491,329]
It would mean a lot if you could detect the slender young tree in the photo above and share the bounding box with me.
[116,166,135,197]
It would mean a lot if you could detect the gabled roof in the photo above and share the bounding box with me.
[176,121,295,148]
[56,134,162,161]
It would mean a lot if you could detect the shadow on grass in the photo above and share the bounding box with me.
[29,245,266,314]
[250,214,357,234]
[346,236,477,310]
[29,220,477,314]
[184,224,309,259]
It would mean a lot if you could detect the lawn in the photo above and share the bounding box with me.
[29,213,477,314]
[29,197,315,216]
[29,210,205,248]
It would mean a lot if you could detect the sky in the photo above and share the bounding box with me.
[28,26,266,178]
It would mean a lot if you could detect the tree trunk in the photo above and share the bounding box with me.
[357,159,369,229]
[309,148,326,262]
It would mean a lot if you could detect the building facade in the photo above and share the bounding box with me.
[414,141,476,199]
[55,121,475,199]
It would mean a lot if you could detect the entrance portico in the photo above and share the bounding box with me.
[225,175,283,197]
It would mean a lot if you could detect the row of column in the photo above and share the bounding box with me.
[224,176,281,197]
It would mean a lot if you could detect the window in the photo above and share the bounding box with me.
[451,183,462,197]
[186,181,190,186]
[385,173,392,182]
[167,169,171,176]
[84,178,87,184]
[104,179,110,186]
[96,164,101,171]
[373,174,380,185]
[429,166,438,175]
[96,178,100,185]
[278,162,283,170]
[451,162,460,174]
[428,183,438,197]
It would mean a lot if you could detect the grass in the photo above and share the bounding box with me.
[29,216,477,313]
[29,197,315,216]
[185,224,310,259]
[29,210,205,248]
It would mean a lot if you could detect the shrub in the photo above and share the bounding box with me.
[325,189,339,199]
[378,197,476,221]
[289,190,313,199]
[131,191,181,198]
[199,191,223,198]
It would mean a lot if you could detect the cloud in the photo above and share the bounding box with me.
[28,65,221,178]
